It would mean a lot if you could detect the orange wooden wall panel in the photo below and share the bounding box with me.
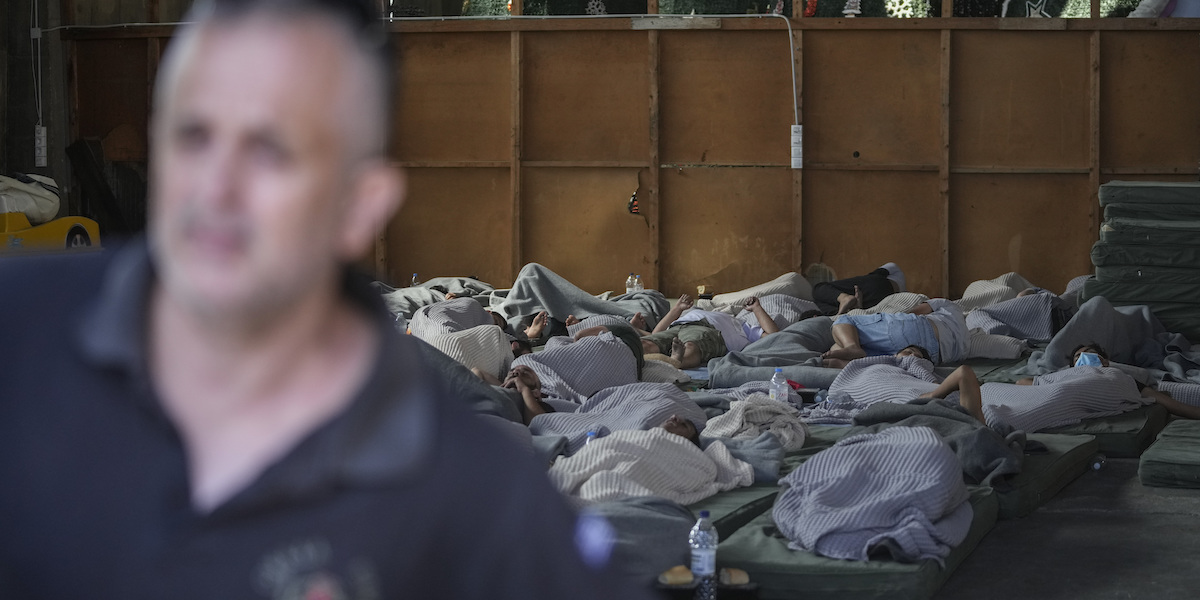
[395,33,512,162]
[950,174,1095,296]
[802,170,943,296]
[1100,32,1200,171]
[386,168,512,286]
[659,30,794,166]
[804,30,942,167]
[951,31,1091,169]
[520,167,652,294]
[660,167,794,296]
[522,32,649,162]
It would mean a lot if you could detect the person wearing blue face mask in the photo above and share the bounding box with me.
[1010,342,1200,421]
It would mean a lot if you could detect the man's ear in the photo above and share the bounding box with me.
[338,160,406,260]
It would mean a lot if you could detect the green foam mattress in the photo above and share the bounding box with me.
[716,486,998,600]
[1081,277,1200,305]
[1099,181,1200,206]
[1100,217,1200,246]
[1043,403,1169,458]
[995,433,1098,519]
[1094,265,1200,286]
[1091,241,1200,269]
[1139,420,1200,489]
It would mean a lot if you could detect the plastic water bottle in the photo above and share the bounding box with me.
[625,273,636,294]
[585,430,597,445]
[634,274,644,292]
[769,367,789,403]
[689,510,718,600]
[411,273,420,287]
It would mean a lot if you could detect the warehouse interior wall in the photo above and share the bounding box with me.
[24,0,1200,299]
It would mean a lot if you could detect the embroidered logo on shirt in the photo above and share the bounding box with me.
[254,538,380,600]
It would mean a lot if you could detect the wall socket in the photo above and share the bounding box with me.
[790,124,802,170]
[35,126,47,168]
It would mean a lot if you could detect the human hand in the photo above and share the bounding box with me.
[444,292,458,300]
[744,296,760,311]
[677,294,694,311]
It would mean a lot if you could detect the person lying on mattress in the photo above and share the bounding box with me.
[638,294,782,369]
[811,262,906,316]
[821,298,968,368]
[824,346,986,424]
[546,415,754,505]
[1009,343,1200,421]
[411,294,544,357]
[472,323,644,405]
[528,382,708,453]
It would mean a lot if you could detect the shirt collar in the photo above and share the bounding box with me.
[75,238,442,515]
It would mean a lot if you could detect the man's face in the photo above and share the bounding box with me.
[1073,346,1110,368]
[896,346,926,360]
[149,17,370,320]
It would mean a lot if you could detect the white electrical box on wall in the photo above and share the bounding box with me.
[790,124,802,169]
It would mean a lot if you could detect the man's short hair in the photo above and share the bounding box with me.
[901,344,931,361]
[179,0,395,154]
[1070,342,1109,362]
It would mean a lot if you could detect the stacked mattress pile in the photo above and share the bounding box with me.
[1084,180,1200,342]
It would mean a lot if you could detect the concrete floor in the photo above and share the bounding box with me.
[939,458,1200,599]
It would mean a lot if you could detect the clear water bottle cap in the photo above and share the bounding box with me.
[775,367,783,372]
[586,430,597,437]
[699,510,710,518]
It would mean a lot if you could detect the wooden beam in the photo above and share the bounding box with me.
[1089,30,1100,240]
[647,0,659,14]
[806,163,939,171]
[521,160,652,168]
[395,160,511,168]
[939,28,951,298]
[950,166,1092,174]
[1102,167,1200,175]
[510,30,523,281]
[147,0,160,22]
[941,0,953,17]
[1090,0,1100,19]
[512,0,523,16]
[647,29,661,289]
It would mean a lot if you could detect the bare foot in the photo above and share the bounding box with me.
[525,311,549,339]
[670,337,686,362]
[822,346,866,361]
[565,314,580,327]
[444,292,459,300]
[835,287,862,316]
[630,312,647,331]
[822,357,849,368]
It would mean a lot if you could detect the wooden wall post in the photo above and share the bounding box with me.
[939,28,951,298]
[1089,30,1100,238]
[792,28,804,272]
[647,29,661,288]
[510,30,523,280]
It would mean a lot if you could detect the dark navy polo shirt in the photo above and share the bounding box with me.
[0,240,650,600]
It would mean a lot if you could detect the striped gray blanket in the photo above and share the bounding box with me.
[772,426,972,565]
[693,272,815,314]
[734,294,820,332]
[548,428,754,505]
[408,297,496,340]
[826,355,948,407]
[981,366,1151,432]
[964,292,1065,342]
[567,314,634,337]
[954,272,1036,312]
[492,262,669,331]
[514,333,638,404]
[422,325,513,380]
[702,394,809,451]
[529,382,707,456]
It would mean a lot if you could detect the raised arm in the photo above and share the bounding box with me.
[745,296,779,336]
[652,294,693,334]
[919,365,985,424]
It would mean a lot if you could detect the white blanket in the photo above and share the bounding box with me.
[702,394,809,451]
[549,428,754,505]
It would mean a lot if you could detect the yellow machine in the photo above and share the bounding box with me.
[1,212,102,254]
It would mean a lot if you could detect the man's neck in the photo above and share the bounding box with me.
[148,282,380,512]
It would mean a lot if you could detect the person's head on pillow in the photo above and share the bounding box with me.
[660,414,700,447]
[1071,343,1110,368]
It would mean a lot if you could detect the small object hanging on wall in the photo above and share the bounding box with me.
[627,191,640,215]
